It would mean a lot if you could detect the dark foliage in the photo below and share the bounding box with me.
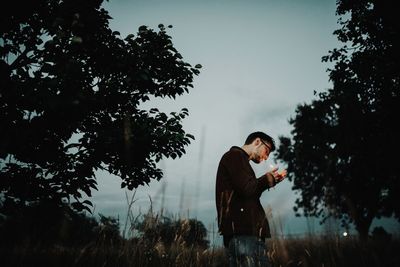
[276,0,399,240]
[0,0,200,214]
[134,212,209,249]
[268,235,400,267]
[0,202,119,248]
[0,205,213,267]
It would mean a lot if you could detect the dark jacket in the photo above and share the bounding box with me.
[215,146,273,246]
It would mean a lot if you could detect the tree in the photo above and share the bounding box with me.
[0,0,201,214]
[276,0,399,240]
[134,212,209,248]
[0,201,100,246]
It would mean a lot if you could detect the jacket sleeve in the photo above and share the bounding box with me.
[224,151,271,197]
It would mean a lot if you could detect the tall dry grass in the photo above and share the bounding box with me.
[1,215,227,267]
[2,190,399,267]
[267,233,399,267]
[2,208,399,267]
[2,224,399,267]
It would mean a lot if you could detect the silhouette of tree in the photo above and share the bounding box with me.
[176,218,209,248]
[276,0,399,240]
[0,201,104,247]
[0,0,200,214]
[95,213,121,243]
[134,213,209,248]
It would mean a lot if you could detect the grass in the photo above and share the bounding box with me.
[1,192,399,266]
[2,225,399,267]
[267,234,400,267]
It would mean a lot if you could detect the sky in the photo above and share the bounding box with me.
[88,0,400,245]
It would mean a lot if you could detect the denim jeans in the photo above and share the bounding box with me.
[227,235,270,267]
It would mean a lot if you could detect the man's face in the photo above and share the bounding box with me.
[252,139,271,164]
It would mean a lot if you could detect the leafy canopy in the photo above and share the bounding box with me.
[0,0,201,213]
[276,0,399,238]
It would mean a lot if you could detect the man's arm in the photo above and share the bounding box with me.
[225,152,269,197]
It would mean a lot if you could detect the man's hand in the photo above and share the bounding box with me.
[266,166,287,186]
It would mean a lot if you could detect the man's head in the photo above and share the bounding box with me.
[243,132,275,163]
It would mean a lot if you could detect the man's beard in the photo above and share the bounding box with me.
[251,156,262,164]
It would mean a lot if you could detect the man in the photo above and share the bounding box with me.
[215,132,287,267]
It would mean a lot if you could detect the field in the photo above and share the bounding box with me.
[1,198,398,267]
[2,223,399,267]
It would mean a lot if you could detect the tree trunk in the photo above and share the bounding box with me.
[355,218,371,242]
[344,195,373,241]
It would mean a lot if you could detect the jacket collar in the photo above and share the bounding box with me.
[230,146,250,159]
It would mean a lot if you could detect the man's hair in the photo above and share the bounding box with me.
[244,131,275,151]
